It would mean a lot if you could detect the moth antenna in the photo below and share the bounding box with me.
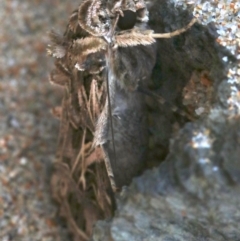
[151,18,197,39]
[115,31,156,47]
[108,18,196,48]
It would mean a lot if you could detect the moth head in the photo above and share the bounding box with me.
[78,0,110,36]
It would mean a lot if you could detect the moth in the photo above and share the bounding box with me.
[48,0,196,239]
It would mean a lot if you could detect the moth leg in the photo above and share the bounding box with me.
[94,102,118,192]
[101,144,118,192]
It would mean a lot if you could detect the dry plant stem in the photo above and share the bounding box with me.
[71,128,86,176]
[62,199,89,241]
[152,18,197,38]
[59,115,70,163]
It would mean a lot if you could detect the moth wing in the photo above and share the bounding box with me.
[49,8,113,240]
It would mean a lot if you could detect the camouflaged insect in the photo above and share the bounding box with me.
[48,0,156,239]
[48,0,196,239]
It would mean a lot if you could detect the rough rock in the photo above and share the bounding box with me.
[92,0,240,240]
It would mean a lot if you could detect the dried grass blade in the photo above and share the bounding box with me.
[71,128,86,176]
[62,199,89,241]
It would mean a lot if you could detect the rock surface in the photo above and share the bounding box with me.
[92,0,240,240]
[0,1,78,240]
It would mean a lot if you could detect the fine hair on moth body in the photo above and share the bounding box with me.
[48,0,197,192]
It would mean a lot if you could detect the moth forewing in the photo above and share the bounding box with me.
[49,2,114,238]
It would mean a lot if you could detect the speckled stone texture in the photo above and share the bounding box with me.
[0,1,78,240]
[92,0,240,240]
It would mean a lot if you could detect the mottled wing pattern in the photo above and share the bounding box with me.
[48,3,114,240]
